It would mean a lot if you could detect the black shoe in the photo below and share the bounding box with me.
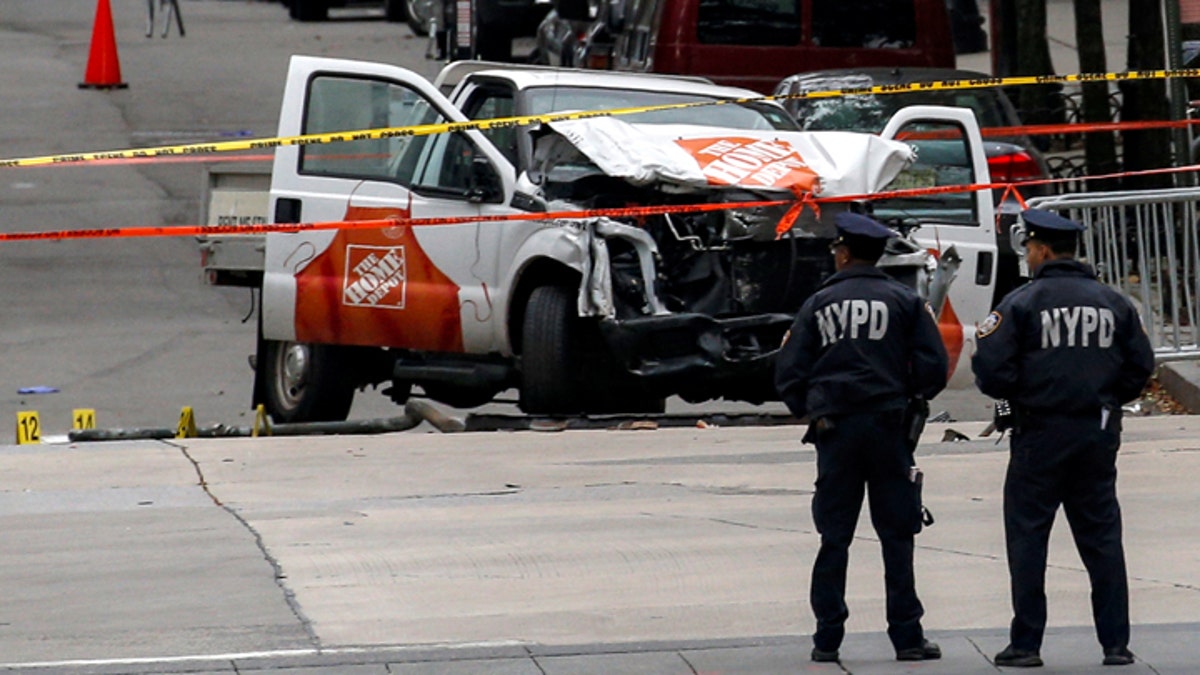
[994,645,1043,667]
[896,639,942,661]
[810,646,839,662]
[1103,646,1135,666]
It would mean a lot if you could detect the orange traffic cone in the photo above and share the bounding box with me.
[79,0,128,89]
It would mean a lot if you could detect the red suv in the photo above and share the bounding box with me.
[555,0,956,94]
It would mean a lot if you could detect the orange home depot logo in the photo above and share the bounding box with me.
[343,245,407,309]
[293,206,464,353]
[675,137,820,192]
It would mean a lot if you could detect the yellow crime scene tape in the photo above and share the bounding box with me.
[1,68,1198,170]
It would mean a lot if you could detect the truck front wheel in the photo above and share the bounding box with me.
[262,340,355,423]
[520,285,585,415]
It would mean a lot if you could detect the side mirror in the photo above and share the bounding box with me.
[468,156,504,204]
[554,0,591,22]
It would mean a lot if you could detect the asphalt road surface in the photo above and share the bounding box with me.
[0,0,994,441]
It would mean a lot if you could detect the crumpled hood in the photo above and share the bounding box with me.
[543,117,916,196]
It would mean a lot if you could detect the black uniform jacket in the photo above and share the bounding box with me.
[774,265,949,420]
[971,259,1155,413]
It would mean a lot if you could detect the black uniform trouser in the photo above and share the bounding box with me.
[1005,411,1129,652]
[810,409,924,652]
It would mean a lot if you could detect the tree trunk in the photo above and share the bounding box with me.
[1119,0,1173,189]
[1074,0,1119,188]
[1014,0,1061,127]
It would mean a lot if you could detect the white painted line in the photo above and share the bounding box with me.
[0,641,529,670]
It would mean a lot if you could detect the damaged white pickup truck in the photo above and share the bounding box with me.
[202,57,1000,421]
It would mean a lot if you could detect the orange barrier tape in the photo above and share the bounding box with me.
[6,160,1200,245]
[981,118,1200,139]
[0,181,1013,244]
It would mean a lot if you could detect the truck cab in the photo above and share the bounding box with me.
[246,56,996,421]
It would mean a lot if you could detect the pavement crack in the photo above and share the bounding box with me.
[966,636,1002,670]
[677,650,700,674]
[175,442,321,649]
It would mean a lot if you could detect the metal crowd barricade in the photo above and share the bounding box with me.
[1025,189,1200,361]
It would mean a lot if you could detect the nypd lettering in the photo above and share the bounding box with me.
[1040,306,1114,348]
[816,299,889,347]
[343,245,407,309]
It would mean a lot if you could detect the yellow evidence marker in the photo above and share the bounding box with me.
[73,408,97,430]
[252,404,272,438]
[176,406,198,438]
[16,411,42,445]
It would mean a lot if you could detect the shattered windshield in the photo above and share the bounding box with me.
[524,87,798,131]
[787,89,1009,133]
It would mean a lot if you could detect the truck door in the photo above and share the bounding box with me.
[263,56,515,355]
[878,105,997,386]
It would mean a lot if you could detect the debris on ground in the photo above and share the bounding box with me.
[1135,375,1188,415]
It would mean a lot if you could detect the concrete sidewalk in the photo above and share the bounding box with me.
[2,623,1196,673]
[1,416,1198,673]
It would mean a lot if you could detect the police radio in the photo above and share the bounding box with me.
[994,399,1015,434]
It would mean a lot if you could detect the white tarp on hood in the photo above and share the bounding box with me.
[545,117,916,196]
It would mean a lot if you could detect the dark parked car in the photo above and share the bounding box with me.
[283,0,407,22]
[774,68,1052,302]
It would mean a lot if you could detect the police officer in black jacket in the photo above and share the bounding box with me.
[972,209,1155,668]
[776,212,949,664]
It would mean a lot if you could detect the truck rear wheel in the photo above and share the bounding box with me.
[520,285,585,414]
[262,340,355,423]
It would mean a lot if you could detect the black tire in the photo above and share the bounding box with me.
[384,0,408,22]
[289,0,328,21]
[261,340,355,423]
[520,285,584,414]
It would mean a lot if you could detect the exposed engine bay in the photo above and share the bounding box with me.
[521,118,947,402]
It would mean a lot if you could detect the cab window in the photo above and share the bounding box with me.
[874,121,978,225]
[301,74,501,202]
[300,75,430,182]
[461,86,519,167]
[410,132,492,198]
